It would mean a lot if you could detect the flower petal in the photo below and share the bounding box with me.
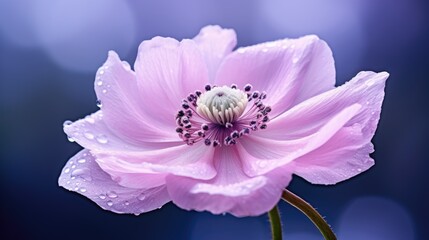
[238,104,362,176]
[58,149,170,215]
[64,111,181,154]
[193,25,237,82]
[289,131,375,185]
[243,71,388,182]
[92,142,217,188]
[134,37,209,129]
[93,51,179,143]
[215,35,335,117]
[166,147,292,217]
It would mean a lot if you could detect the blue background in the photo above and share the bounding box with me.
[1,0,427,239]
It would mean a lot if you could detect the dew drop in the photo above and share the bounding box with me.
[64,168,70,173]
[137,193,146,201]
[67,136,75,142]
[84,116,95,124]
[257,161,268,168]
[122,61,131,70]
[107,191,118,199]
[96,135,108,144]
[266,42,277,48]
[99,194,106,200]
[79,187,87,193]
[77,158,86,164]
[357,168,362,172]
[63,120,73,127]
[107,200,113,207]
[102,89,107,94]
[71,164,76,169]
[125,201,130,206]
[237,48,246,54]
[84,132,94,140]
[97,80,103,86]
[71,168,92,181]
[99,70,105,75]
[96,99,102,108]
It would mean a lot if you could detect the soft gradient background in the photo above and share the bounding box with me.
[1,0,428,239]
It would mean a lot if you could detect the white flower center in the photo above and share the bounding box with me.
[175,83,271,147]
[196,86,248,125]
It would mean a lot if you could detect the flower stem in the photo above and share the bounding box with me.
[268,205,282,240]
[281,189,337,240]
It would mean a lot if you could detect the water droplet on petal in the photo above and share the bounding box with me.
[124,201,130,206]
[107,191,118,199]
[99,194,106,200]
[257,161,268,168]
[138,193,146,201]
[357,168,362,172]
[96,99,102,108]
[63,120,73,127]
[67,136,75,142]
[77,158,86,164]
[122,61,131,70]
[237,48,246,54]
[107,200,113,207]
[97,80,103,86]
[102,89,107,94]
[79,187,87,193]
[84,132,94,140]
[71,168,92,181]
[96,135,108,144]
[84,116,95,124]
[99,70,105,75]
[64,168,70,173]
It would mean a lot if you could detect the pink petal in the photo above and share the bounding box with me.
[93,142,217,188]
[64,111,181,154]
[193,25,237,82]
[93,51,180,144]
[246,71,389,183]
[58,149,170,215]
[290,131,375,185]
[238,104,362,176]
[215,35,335,117]
[134,37,210,129]
[166,147,292,217]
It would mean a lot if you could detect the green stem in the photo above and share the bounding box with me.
[268,205,283,240]
[281,189,337,240]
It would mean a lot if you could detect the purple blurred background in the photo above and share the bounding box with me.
[1,0,428,239]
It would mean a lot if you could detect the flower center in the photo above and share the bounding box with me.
[196,86,248,125]
[175,84,271,147]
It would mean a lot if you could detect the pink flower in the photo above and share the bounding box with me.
[59,25,388,217]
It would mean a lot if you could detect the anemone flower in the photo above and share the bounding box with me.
[59,25,388,240]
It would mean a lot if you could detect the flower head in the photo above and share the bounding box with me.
[59,26,388,217]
